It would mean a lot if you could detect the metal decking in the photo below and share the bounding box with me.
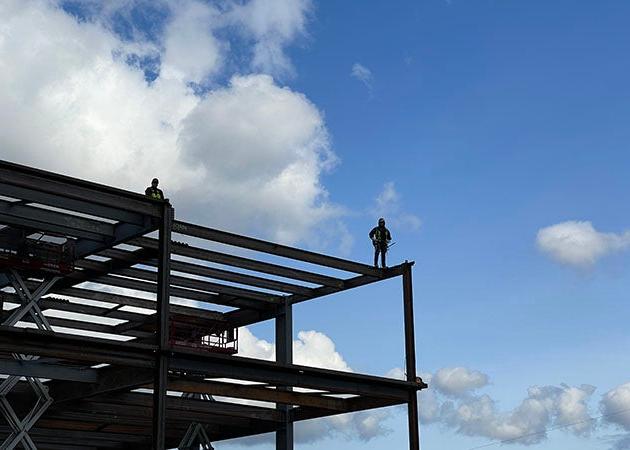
[0,160,426,450]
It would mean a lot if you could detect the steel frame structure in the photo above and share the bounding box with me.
[0,160,427,449]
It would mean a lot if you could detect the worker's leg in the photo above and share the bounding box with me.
[381,246,387,268]
[373,246,380,267]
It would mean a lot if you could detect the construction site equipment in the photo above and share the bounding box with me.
[170,314,238,355]
[0,230,75,275]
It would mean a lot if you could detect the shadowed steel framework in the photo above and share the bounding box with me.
[0,160,427,450]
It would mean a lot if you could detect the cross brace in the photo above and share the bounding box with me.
[0,270,59,450]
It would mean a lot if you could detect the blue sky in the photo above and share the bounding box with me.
[1,0,630,449]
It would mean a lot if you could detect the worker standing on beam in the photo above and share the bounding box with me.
[369,217,392,268]
[145,178,164,200]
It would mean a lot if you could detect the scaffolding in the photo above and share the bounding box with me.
[0,159,427,449]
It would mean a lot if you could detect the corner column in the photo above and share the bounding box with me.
[275,301,293,450]
[403,262,420,450]
[153,203,173,450]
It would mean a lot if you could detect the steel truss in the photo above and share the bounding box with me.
[178,423,213,450]
[0,270,58,450]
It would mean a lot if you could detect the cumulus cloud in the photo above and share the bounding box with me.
[372,181,422,231]
[433,367,489,397]
[229,0,312,77]
[161,0,224,83]
[0,0,341,245]
[351,62,373,91]
[388,365,599,446]
[226,327,391,446]
[237,327,352,372]
[600,382,630,450]
[536,221,630,267]
[443,383,597,444]
[601,382,630,431]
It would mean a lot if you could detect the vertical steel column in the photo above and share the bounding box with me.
[402,262,420,450]
[275,301,293,450]
[153,203,173,450]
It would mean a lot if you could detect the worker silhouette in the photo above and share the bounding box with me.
[369,217,392,268]
[145,178,164,200]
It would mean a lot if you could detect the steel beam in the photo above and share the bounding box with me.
[111,267,283,303]
[0,199,114,238]
[402,263,420,450]
[0,360,97,383]
[169,353,414,401]
[53,287,224,322]
[0,160,163,217]
[99,392,283,423]
[131,237,344,288]
[168,379,346,411]
[275,302,293,450]
[74,220,156,259]
[48,367,154,404]
[153,203,172,450]
[0,326,155,367]
[100,247,312,295]
[90,273,273,311]
[173,221,381,277]
[0,182,145,225]
[290,395,404,422]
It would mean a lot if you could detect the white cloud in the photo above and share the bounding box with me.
[0,0,341,246]
[237,327,351,372]
[536,221,630,267]
[601,382,630,431]
[351,62,373,90]
[389,365,598,446]
[433,367,489,397]
[229,0,313,77]
[161,0,224,83]
[372,182,422,232]
[226,327,391,446]
[440,383,596,445]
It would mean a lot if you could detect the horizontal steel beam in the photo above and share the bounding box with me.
[47,366,154,404]
[0,359,97,382]
[0,182,145,225]
[73,220,156,259]
[0,326,155,367]
[89,392,284,423]
[173,220,382,276]
[0,328,420,399]
[132,236,344,288]
[168,378,348,410]
[287,264,407,306]
[100,247,313,295]
[53,286,225,322]
[0,160,163,217]
[90,273,274,311]
[169,352,417,401]
[290,395,405,422]
[0,199,114,237]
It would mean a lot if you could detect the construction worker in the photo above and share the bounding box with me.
[145,178,164,200]
[369,217,392,268]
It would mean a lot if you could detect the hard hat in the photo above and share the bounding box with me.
[378,217,385,224]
